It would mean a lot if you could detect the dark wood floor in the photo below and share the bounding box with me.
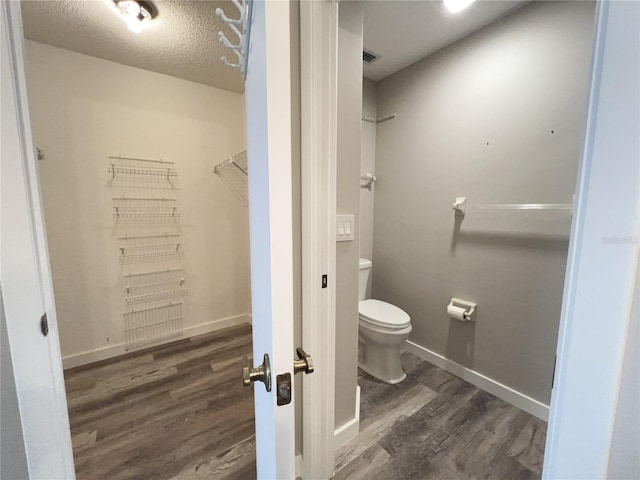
[65,326,546,480]
[334,353,547,480]
[64,323,256,480]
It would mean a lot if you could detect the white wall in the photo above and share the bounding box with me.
[25,41,250,364]
[359,78,377,263]
[608,262,640,478]
[372,1,595,405]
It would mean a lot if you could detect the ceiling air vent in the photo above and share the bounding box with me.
[363,49,381,64]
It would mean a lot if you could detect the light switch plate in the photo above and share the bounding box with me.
[336,214,355,242]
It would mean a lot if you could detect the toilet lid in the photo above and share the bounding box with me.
[359,299,411,329]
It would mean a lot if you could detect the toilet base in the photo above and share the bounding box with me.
[357,327,410,384]
[358,361,407,384]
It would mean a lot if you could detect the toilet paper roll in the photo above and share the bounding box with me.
[447,304,469,321]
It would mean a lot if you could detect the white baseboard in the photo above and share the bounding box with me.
[334,385,361,449]
[405,340,549,421]
[62,314,251,369]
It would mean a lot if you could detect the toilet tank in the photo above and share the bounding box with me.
[359,258,373,301]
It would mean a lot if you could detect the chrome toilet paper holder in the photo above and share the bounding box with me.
[448,298,477,322]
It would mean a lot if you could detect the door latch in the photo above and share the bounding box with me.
[275,348,315,406]
[293,347,314,375]
[243,353,271,392]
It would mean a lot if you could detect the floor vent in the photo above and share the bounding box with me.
[363,49,381,64]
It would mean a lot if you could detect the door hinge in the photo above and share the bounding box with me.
[40,313,49,336]
[551,355,557,388]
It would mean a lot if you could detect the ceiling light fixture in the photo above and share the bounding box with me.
[114,0,157,33]
[443,0,476,14]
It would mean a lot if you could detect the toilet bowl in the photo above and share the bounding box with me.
[358,259,412,384]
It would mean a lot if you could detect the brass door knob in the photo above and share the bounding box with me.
[243,353,272,392]
[293,347,314,375]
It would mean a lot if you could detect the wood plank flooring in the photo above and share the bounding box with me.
[64,323,256,480]
[334,353,547,480]
[65,327,546,480]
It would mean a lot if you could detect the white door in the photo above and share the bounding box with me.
[243,0,296,478]
[1,1,302,479]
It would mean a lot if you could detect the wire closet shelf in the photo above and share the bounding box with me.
[213,150,248,205]
[108,156,178,179]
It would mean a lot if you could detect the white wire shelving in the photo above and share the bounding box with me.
[213,150,248,205]
[108,156,177,180]
[124,302,183,348]
[109,155,188,348]
[112,197,179,219]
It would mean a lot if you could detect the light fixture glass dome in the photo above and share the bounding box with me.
[114,0,157,33]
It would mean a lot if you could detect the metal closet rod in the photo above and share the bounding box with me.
[108,156,174,165]
[361,113,397,124]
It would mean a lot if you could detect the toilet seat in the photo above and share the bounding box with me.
[359,299,410,330]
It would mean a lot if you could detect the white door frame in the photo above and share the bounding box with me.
[1,1,74,478]
[3,0,638,478]
[299,0,338,478]
[543,0,639,477]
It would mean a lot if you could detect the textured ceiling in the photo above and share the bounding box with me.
[21,0,528,91]
[21,0,244,93]
[363,0,526,81]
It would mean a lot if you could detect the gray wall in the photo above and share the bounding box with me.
[1,288,29,479]
[335,1,363,429]
[360,78,377,262]
[608,262,640,478]
[372,1,595,404]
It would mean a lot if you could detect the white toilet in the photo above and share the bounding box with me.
[358,258,412,384]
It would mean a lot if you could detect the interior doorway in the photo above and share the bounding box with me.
[19,1,258,477]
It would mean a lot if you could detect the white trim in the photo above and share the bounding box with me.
[299,0,339,478]
[295,454,302,478]
[61,314,251,369]
[2,2,75,476]
[405,341,549,421]
[544,1,640,477]
[334,385,361,450]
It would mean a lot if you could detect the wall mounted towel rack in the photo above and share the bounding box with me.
[216,0,253,80]
[361,113,397,124]
[452,197,573,216]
